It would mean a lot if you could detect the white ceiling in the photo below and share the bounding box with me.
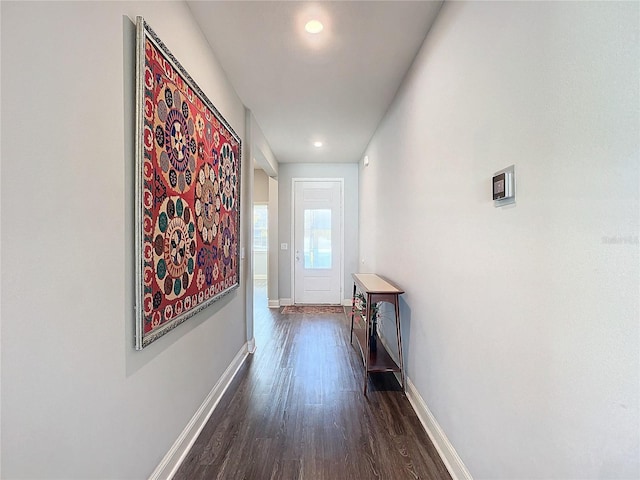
[187,1,443,164]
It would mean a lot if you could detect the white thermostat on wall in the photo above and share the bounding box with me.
[493,165,515,207]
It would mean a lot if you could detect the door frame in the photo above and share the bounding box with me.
[291,178,345,305]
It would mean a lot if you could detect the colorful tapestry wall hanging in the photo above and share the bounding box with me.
[134,17,241,349]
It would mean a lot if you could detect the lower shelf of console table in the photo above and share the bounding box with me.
[352,327,400,373]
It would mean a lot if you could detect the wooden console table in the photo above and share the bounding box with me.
[350,273,404,395]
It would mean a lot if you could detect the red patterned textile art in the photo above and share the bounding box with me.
[135,18,241,349]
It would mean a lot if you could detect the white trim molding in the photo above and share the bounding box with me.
[247,338,256,354]
[405,377,473,480]
[148,344,249,480]
[279,298,293,306]
[267,299,280,308]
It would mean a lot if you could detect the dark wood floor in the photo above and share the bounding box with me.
[174,282,451,480]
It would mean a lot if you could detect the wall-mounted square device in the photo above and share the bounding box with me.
[493,165,515,207]
[492,172,507,200]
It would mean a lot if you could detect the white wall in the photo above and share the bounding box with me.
[360,1,639,478]
[249,112,278,178]
[1,2,249,478]
[268,176,279,304]
[254,250,268,279]
[278,163,358,304]
[254,169,269,203]
[246,110,279,304]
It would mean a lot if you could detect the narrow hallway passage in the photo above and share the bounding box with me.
[174,281,451,479]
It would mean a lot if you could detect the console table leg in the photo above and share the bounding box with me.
[394,298,405,391]
[350,283,357,344]
[363,372,368,396]
[364,298,371,396]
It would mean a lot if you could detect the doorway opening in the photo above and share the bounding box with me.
[253,203,268,306]
[292,179,344,305]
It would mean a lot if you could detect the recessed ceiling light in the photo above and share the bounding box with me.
[313,141,323,148]
[305,20,324,34]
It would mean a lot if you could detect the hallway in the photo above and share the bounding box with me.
[173,281,451,479]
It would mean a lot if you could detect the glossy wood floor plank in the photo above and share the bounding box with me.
[173,282,452,480]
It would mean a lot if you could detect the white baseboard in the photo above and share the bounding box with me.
[253,274,267,280]
[148,344,249,480]
[279,298,293,306]
[247,338,256,354]
[268,299,280,308]
[342,298,352,306]
[405,377,473,480]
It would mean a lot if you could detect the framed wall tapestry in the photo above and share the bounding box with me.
[134,16,241,349]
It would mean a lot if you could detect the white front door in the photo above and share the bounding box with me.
[293,180,342,304]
